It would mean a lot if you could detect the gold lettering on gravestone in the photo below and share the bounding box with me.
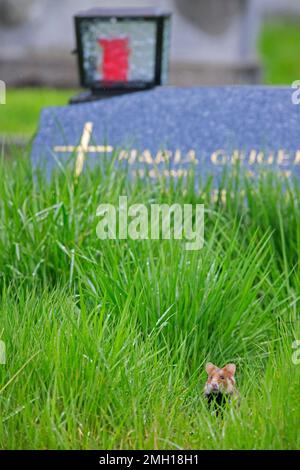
[139,150,154,164]
[248,150,263,165]
[53,123,300,176]
[174,149,182,164]
[118,150,129,161]
[294,151,300,165]
[155,150,171,164]
[183,150,198,164]
[129,150,138,164]
[211,150,227,165]
[277,149,290,166]
[258,152,274,165]
[53,122,113,177]
[231,150,245,164]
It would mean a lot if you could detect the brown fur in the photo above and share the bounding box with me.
[204,362,239,405]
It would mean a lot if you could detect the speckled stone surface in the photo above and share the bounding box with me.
[31,86,300,181]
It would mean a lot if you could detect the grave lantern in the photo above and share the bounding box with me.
[71,7,171,104]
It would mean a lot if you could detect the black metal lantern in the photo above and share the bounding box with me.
[70,7,171,104]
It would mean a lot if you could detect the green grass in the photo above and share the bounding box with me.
[259,18,300,84]
[0,88,76,136]
[0,153,299,449]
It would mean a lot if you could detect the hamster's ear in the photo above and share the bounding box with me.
[224,363,236,376]
[205,362,216,374]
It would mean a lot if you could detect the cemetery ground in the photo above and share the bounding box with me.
[1,18,300,138]
[0,153,299,450]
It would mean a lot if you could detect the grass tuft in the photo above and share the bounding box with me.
[0,155,299,449]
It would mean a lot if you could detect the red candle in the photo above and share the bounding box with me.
[98,37,130,82]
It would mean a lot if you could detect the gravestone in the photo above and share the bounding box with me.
[32,86,300,182]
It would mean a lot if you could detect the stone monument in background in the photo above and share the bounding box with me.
[0,0,299,87]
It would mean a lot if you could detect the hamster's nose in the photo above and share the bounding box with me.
[212,383,219,390]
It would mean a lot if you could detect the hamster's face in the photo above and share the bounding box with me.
[204,362,236,395]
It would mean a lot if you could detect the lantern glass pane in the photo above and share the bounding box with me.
[80,18,157,86]
[161,17,171,85]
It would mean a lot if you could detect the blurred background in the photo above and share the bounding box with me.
[1,0,300,140]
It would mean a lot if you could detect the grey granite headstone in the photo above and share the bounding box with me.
[32,86,300,182]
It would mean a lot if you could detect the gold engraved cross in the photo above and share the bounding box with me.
[53,122,113,177]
